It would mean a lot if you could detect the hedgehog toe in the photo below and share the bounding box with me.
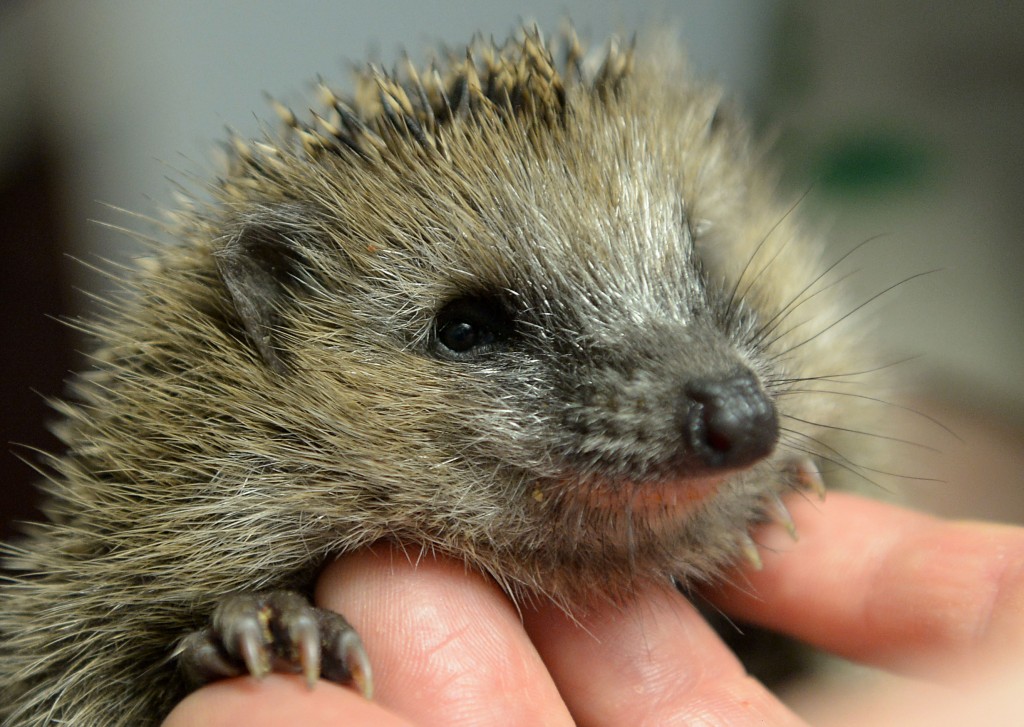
[178,590,372,697]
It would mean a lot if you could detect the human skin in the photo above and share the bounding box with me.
[164,492,1024,726]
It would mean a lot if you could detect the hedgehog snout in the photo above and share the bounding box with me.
[680,370,778,470]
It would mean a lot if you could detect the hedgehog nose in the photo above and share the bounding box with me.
[682,371,778,470]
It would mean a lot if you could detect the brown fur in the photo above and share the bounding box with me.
[1,27,880,725]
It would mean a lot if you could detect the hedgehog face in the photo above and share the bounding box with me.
[206,31,841,597]
[422,235,780,484]
[405,182,787,594]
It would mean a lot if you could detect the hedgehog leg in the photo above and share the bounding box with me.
[177,590,373,698]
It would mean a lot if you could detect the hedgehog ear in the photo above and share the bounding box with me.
[215,223,304,374]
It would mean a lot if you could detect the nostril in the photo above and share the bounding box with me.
[704,421,734,453]
[682,370,778,470]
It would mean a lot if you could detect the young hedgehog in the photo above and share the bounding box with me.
[1,26,880,726]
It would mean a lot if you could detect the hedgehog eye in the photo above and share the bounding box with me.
[434,295,513,357]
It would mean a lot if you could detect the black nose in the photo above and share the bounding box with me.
[682,370,778,470]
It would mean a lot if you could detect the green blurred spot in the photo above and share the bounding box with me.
[814,131,932,196]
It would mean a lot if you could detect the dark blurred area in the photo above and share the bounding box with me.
[0,138,74,539]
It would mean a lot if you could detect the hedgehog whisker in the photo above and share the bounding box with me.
[749,234,888,347]
[766,270,940,357]
[776,388,960,440]
[724,185,813,329]
[781,412,938,451]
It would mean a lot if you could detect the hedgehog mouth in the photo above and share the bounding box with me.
[574,474,728,520]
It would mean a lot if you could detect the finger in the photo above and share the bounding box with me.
[523,581,807,727]
[810,654,1024,727]
[317,544,573,727]
[162,674,412,727]
[708,492,1024,671]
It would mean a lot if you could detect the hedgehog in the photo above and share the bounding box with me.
[0,26,882,726]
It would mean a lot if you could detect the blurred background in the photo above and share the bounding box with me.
[1,0,1021,565]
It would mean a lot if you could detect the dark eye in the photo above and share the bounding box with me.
[434,295,513,357]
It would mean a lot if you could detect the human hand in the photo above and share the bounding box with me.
[163,493,1024,726]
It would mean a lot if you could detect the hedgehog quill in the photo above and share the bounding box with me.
[1,27,881,725]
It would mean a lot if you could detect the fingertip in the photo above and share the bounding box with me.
[316,544,573,726]
[162,674,409,727]
[710,492,1024,671]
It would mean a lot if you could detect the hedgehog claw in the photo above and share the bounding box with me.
[770,494,799,541]
[236,621,270,679]
[339,628,374,699]
[789,456,826,501]
[318,605,375,699]
[178,590,370,697]
[738,532,763,571]
[297,625,320,688]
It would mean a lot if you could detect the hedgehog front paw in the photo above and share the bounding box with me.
[177,590,373,698]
